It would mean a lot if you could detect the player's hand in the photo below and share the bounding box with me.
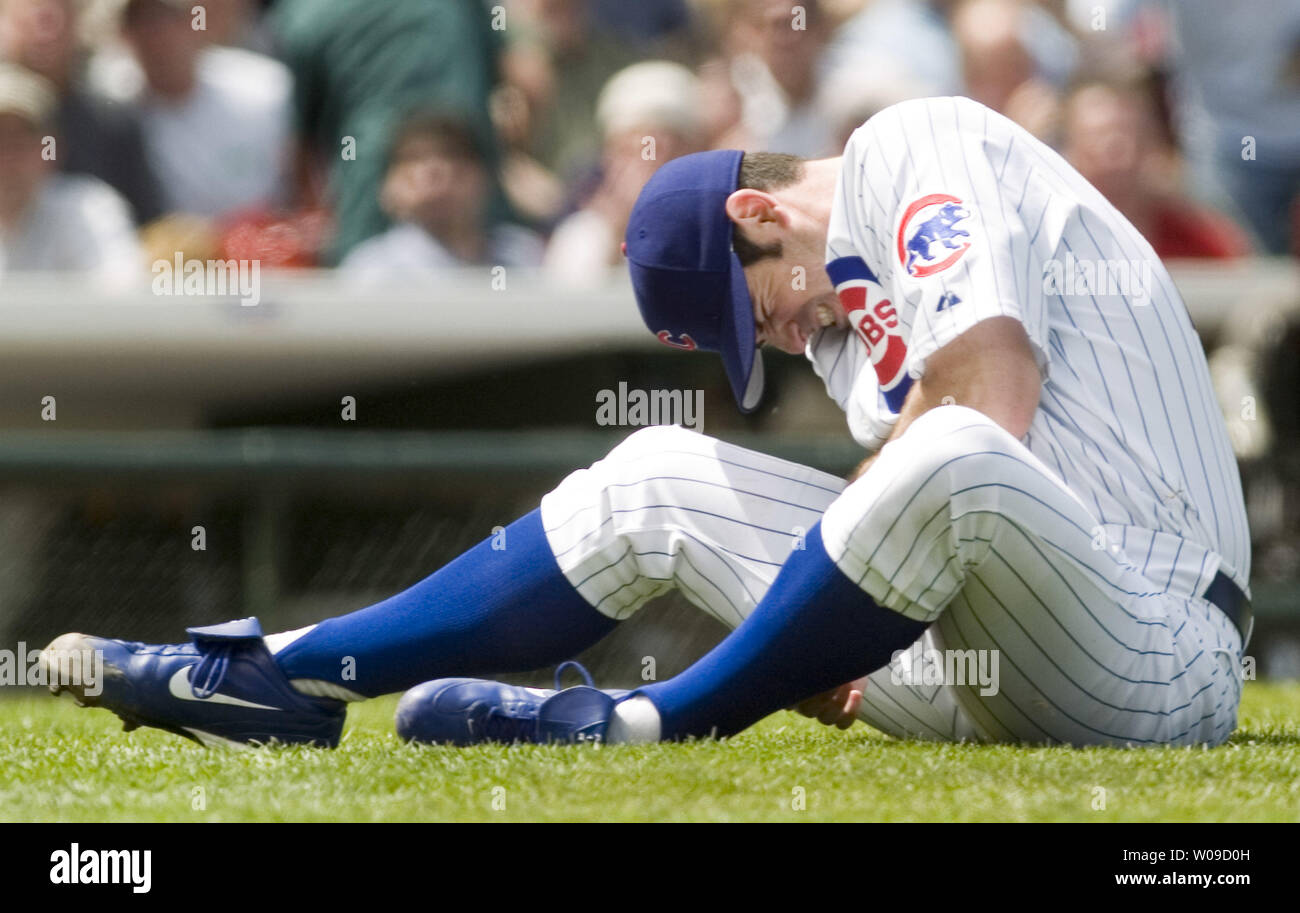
[792,678,867,729]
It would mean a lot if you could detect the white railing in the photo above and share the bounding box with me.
[0,261,1295,426]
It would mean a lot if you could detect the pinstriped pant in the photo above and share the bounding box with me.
[540,406,1244,746]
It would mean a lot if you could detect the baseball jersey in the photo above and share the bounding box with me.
[809,96,1250,602]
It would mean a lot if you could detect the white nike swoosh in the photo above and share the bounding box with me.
[168,665,281,712]
[182,727,255,749]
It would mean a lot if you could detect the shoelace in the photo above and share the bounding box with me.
[553,661,594,690]
[470,662,597,743]
[476,705,538,742]
[188,642,235,700]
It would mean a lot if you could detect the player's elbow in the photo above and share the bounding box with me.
[921,316,1043,440]
[991,354,1042,441]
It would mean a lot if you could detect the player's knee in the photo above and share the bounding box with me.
[853,404,1024,506]
[906,404,1008,449]
[549,424,709,509]
[824,407,1021,599]
[562,423,717,506]
[602,423,708,465]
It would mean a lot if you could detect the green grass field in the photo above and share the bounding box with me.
[4,682,1298,822]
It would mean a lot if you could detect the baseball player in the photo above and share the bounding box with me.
[45,95,1251,749]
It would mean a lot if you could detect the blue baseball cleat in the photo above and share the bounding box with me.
[43,617,346,748]
[396,661,623,746]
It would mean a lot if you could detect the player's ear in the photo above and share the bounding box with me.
[725,189,784,239]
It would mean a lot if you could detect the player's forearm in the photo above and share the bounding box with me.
[846,387,928,481]
[910,317,1041,437]
[847,317,1042,482]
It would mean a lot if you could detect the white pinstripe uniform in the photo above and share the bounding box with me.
[541,97,1251,746]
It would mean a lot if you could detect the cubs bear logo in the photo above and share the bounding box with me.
[898,193,972,278]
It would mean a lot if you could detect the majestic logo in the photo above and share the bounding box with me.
[656,330,698,350]
[898,194,972,277]
[825,255,912,412]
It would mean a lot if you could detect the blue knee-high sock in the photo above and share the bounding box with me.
[273,509,616,697]
[640,523,927,739]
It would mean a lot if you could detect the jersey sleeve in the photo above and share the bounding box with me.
[871,97,1052,383]
[844,373,898,451]
[806,327,898,451]
[823,122,917,426]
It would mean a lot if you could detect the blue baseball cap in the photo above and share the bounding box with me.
[624,149,763,413]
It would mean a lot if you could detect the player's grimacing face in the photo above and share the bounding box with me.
[743,239,844,355]
[725,180,845,355]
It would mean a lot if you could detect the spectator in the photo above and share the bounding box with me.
[1164,0,1300,256]
[202,0,278,56]
[588,0,693,49]
[119,0,292,220]
[818,67,935,151]
[1063,79,1252,260]
[501,0,641,181]
[1061,0,1162,78]
[0,61,142,280]
[695,55,746,150]
[0,0,163,224]
[339,112,542,282]
[823,0,963,99]
[491,79,566,228]
[270,0,502,262]
[715,0,838,157]
[950,0,1077,146]
[544,61,703,286]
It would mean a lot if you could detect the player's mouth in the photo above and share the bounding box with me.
[781,297,845,352]
[814,298,846,330]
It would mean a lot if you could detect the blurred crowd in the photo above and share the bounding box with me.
[0,0,1297,286]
